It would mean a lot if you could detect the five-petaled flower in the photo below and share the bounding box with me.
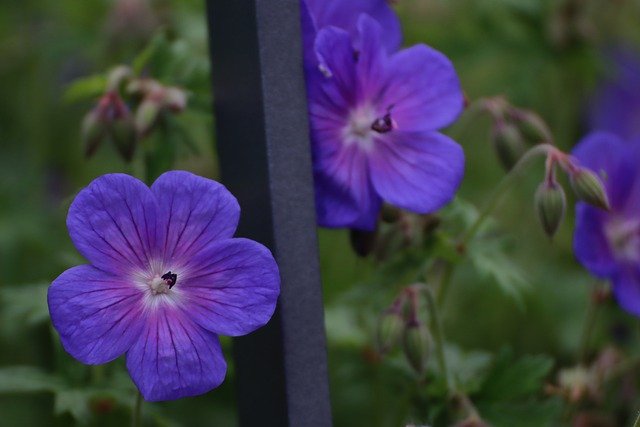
[572,132,640,316]
[305,14,465,231]
[48,171,280,401]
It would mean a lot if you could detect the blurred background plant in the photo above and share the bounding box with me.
[1,0,640,426]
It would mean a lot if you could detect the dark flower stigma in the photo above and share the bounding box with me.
[371,112,394,134]
[161,271,177,289]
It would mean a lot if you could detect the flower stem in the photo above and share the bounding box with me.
[578,284,601,365]
[131,390,143,427]
[460,143,556,247]
[423,285,451,394]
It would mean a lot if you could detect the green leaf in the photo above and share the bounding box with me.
[468,237,529,308]
[54,389,92,424]
[132,32,170,75]
[62,74,107,104]
[478,398,563,427]
[443,344,493,394]
[0,366,64,394]
[0,283,50,327]
[478,348,553,401]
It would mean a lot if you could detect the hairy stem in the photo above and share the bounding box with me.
[460,143,557,247]
[131,391,143,427]
[578,284,602,365]
[423,285,451,393]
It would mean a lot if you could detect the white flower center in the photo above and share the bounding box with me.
[342,105,395,151]
[605,217,640,262]
[147,274,171,295]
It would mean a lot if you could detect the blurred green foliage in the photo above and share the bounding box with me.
[2,0,640,426]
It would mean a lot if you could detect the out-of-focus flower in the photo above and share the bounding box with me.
[572,132,640,316]
[48,171,280,401]
[589,47,640,141]
[306,15,464,230]
[105,0,159,47]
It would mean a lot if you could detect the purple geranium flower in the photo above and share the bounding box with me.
[48,171,280,401]
[572,132,640,315]
[588,47,640,141]
[302,0,402,58]
[306,14,465,230]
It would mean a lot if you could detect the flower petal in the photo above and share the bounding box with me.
[369,131,464,213]
[313,142,381,230]
[179,238,280,336]
[305,0,401,52]
[67,174,159,272]
[611,266,640,316]
[573,204,617,277]
[314,26,357,105]
[48,265,144,364]
[380,44,464,131]
[126,308,226,401]
[150,171,240,263]
[355,14,387,99]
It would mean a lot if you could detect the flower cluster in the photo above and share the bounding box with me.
[82,65,187,162]
[302,0,465,231]
[48,171,280,400]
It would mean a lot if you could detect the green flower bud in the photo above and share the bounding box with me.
[135,98,161,137]
[535,181,566,238]
[570,168,610,210]
[81,109,107,158]
[492,122,526,170]
[376,310,405,354]
[403,321,431,374]
[110,115,137,162]
[509,108,552,145]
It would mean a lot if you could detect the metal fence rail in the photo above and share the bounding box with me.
[206,1,332,425]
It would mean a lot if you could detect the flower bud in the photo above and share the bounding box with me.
[106,65,132,92]
[403,320,431,374]
[570,168,610,210]
[376,310,405,354]
[110,115,137,162]
[163,87,187,112]
[535,181,566,238]
[81,109,107,158]
[492,121,526,170]
[508,108,552,145]
[349,228,378,257]
[135,97,161,137]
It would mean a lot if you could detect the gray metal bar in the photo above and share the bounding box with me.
[206,1,332,426]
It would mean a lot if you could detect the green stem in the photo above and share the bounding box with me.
[577,285,601,365]
[131,391,143,427]
[460,143,556,247]
[423,286,451,394]
[436,262,455,307]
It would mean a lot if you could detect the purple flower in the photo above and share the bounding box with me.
[306,15,465,230]
[572,132,640,316]
[47,171,280,401]
[302,0,402,59]
[588,47,640,141]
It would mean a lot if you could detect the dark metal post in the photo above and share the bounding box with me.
[206,1,332,426]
